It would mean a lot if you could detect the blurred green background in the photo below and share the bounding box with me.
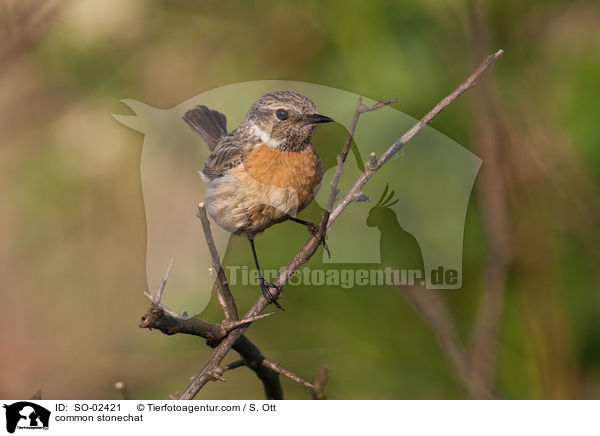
[1,0,600,399]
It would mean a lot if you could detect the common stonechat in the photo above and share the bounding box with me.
[184,91,333,308]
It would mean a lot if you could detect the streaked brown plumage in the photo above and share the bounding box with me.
[183,91,333,308]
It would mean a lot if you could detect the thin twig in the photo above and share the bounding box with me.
[328,49,504,228]
[197,204,238,322]
[261,359,316,389]
[326,97,397,212]
[325,155,344,213]
[154,258,174,304]
[221,312,275,334]
[342,97,398,163]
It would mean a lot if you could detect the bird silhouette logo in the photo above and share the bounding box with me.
[367,184,424,284]
[113,80,481,312]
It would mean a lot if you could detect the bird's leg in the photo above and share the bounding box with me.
[289,217,330,258]
[249,238,284,311]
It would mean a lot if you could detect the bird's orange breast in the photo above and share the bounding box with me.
[244,144,323,210]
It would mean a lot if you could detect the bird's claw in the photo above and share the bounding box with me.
[305,222,330,258]
[260,278,285,311]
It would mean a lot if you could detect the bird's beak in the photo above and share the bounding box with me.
[305,114,334,124]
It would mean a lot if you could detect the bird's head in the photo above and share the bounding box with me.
[242,91,333,151]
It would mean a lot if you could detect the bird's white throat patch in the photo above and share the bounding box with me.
[249,122,282,148]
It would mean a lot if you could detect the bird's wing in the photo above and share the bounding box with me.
[202,135,245,180]
[183,105,228,151]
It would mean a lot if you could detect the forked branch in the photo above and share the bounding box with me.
[172,49,503,400]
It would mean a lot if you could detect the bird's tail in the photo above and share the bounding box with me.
[183,105,228,151]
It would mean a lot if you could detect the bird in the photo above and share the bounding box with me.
[183,91,333,309]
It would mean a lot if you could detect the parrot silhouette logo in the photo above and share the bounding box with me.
[113,81,481,312]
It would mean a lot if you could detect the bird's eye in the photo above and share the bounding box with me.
[275,109,289,120]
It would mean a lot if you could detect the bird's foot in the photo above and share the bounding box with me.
[305,222,330,258]
[260,278,285,311]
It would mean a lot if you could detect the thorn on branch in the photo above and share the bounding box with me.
[220,312,275,335]
[357,98,397,113]
[143,291,191,320]
[155,257,175,304]
[261,359,316,389]
[329,96,395,213]
[365,152,378,172]
[209,368,226,382]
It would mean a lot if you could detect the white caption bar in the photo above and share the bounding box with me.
[1,400,596,436]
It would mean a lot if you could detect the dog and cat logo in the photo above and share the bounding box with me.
[2,402,50,433]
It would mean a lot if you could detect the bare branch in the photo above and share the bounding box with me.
[378,50,503,166]
[139,304,283,399]
[140,256,282,398]
[328,49,504,228]
[325,155,344,212]
[343,97,397,162]
[174,211,329,399]
[326,97,397,212]
[174,50,503,400]
[359,98,398,113]
[139,304,223,341]
[197,204,238,322]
